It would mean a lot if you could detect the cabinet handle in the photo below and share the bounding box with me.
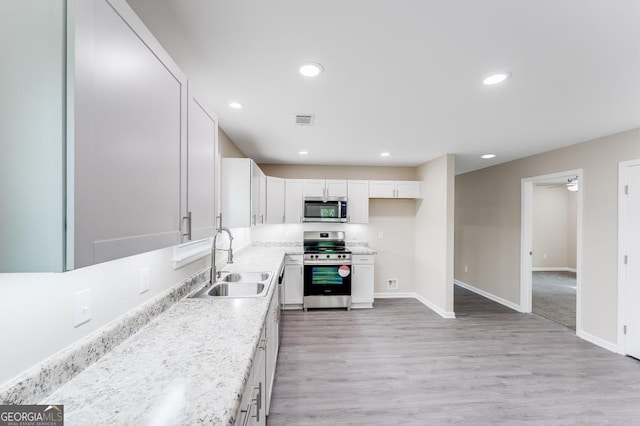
[282,215,285,224]
[260,214,264,224]
[252,214,256,226]
[216,213,222,231]
[182,211,192,240]
[254,382,262,421]
[241,402,253,426]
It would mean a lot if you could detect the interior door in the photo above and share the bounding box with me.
[625,164,640,359]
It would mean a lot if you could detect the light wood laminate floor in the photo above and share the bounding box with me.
[268,286,640,425]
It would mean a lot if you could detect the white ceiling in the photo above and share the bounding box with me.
[127,0,640,173]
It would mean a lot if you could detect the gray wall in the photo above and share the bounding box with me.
[455,128,640,344]
[533,186,577,269]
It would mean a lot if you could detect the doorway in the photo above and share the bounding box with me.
[618,160,640,358]
[520,170,583,333]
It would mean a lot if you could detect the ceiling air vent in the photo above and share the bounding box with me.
[295,114,315,126]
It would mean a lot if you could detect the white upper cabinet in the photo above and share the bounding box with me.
[369,180,421,199]
[285,180,304,223]
[71,0,188,269]
[303,179,347,198]
[325,180,348,198]
[395,181,422,198]
[266,177,285,224]
[347,180,369,224]
[221,158,266,228]
[186,85,218,241]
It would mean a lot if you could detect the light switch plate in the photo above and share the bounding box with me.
[378,232,384,240]
[74,289,92,327]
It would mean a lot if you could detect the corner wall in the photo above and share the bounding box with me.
[455,128,640,344]
[413,154,455,316]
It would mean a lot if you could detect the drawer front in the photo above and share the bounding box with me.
[352,255,374,265]
[285,255,303,265]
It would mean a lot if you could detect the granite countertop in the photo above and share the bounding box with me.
[42,247,287,425]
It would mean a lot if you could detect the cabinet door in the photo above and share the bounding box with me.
[368,181,395,198]
[72,0,187,268]
[266,177,285,224]
[347,180,369,224]
[325,179,347,198]
[352,263,375,305]
[284,264,304,305]
[396,181,421,198]
[186,87,217,241]
[1,1,66,272]
[251,161,261,226]
[259,170,267,225]
[303,179,325,197]
[221,158,252,228]
[284,180,304,223]
[265,283,279,415]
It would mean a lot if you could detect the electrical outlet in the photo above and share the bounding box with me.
[387,279,398,290]
[74,289,92,327]
[286,231,291,240]
[352,232,359,240]
[543,254,547,259]
[464,265,468,273]
[139,267,150,294]
[378,232,384,240]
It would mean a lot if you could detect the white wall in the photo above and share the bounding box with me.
[414,155,455,315]
[0,246,209,386]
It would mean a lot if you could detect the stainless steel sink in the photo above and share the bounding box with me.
[209,282,265,297]
[189,271,272,299]
[221,272,270,282]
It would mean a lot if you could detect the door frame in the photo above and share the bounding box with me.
[617,159,640,354]
[520,169,584,333]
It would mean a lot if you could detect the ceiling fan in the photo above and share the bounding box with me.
[535,176,579,192]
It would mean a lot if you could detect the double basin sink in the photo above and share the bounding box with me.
[190,271,272,299]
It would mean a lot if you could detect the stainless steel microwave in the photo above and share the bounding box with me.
[303,198,348,223]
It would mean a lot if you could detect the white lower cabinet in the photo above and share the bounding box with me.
[236,279,280,425]
[236,326,266,426]
[283,255,304,309]
[265,282,280,415]
[351,255,375,308]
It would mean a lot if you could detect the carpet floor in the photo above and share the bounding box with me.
[532,270,576,330]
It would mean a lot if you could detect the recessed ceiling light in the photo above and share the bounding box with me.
[299,63,324,77]
[299,150,308,155]
[380,152,391,157]
[483,73,510,85]
[229,102,243,109]
[481,154,497,159]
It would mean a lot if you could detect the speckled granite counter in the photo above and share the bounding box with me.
[41,247,287,425]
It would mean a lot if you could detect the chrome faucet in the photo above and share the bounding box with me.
[211,227,234,283]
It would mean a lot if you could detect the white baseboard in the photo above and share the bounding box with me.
[374,292,415,299]
[374,292,455,319]
[454,280,524,313]
[532,267,577,273]
[576,329,618,353]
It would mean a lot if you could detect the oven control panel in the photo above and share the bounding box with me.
[304,253,352,263]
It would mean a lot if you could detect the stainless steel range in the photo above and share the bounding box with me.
[303,231,352,311]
